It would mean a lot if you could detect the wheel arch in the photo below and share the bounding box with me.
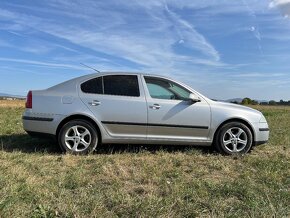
[56,114,102,142]
[213,118,255,143]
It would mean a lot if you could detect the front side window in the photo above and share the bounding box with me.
[144,76,191,100]
[103,75,140,97]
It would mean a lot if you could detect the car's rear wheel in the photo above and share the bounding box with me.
[215,122,253,155]
[58,120,98,154]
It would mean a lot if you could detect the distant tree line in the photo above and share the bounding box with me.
[231,98,290,106]
[260,99,290,106]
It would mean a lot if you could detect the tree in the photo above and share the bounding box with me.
[241,97,252,105]
[252,100,259,105]
[269,100,276,105]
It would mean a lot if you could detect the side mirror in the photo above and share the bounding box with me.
[188,93,201,103]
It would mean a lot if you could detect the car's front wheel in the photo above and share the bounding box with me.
[58,120,98,154]
[215,122,253,155]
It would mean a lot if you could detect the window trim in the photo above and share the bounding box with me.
[101,76,104,94]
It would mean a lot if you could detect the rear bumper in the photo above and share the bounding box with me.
[22,110,65,135]
[22,116,54,122]
[26,131,56,139]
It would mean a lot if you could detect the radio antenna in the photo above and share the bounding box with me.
[80,63,101,73]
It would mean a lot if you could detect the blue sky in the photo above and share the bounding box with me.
[0,0,290,100]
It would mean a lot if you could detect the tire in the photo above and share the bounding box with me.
[58,119,99,155]
[214,122,253,155]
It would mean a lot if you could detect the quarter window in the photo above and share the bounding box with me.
[81,77,103,94]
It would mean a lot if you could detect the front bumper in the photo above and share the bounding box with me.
[253,121,269,145]
[255,140,268,146]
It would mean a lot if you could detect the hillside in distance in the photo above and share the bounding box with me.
[0,93,25,99]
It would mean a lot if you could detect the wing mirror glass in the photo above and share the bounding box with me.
[188,93,201,103]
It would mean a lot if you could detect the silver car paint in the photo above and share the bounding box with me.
[140,75,211,141]
[23,72,269,146]
[79,75,148,139]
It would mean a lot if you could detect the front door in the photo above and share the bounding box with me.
[143,76,211,142]
[79,74,147,138]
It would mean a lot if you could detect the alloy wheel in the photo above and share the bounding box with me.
[64,125,92,152]
[222,127,248,153]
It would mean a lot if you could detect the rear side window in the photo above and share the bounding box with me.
[81,77,103,94]
[103,75,140,97]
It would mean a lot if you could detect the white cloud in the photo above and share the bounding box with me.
[164,3,220,61]
[0,57,85,70]
[231,72,287,78]
[0,2,223,70]
[269,0,290,17]
[269,0,290,8]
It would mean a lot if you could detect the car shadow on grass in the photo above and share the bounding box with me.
[0,134,216,155]
[96,143,216,155]
[0,134,61,154]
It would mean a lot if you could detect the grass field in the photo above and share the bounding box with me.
[0,100,289,217]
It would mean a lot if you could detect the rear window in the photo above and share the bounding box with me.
[103,75,140,97]
[81,77,103,94]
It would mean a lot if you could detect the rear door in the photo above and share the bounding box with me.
[79,74,147,139]
[142,76,211,141]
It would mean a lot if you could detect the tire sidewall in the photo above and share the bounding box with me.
[216,122,253,155]
[58,120,98,155]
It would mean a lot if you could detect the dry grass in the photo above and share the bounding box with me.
[0,101,289,217]
[0,100,25,108]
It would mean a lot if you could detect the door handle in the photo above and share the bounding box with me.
[89,100,101,106]
[149,104,161,110]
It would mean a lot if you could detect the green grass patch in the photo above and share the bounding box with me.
[0,102,289,217]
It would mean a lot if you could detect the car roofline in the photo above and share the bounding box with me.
[75,72,162,82]
[78,71,209,97]
[65,72,212,103]
[79,71,184,81]
[81,71,158,77]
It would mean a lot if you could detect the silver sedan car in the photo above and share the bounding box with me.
[22,72,269,155]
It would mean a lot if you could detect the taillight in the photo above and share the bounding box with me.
[25,91,32,108]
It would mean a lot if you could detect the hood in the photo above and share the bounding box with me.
[213,101,262,115]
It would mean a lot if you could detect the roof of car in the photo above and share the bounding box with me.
[48,72,169,90]
[84,71,161,77]
[47,71,210,102]
[77,71,171,81]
